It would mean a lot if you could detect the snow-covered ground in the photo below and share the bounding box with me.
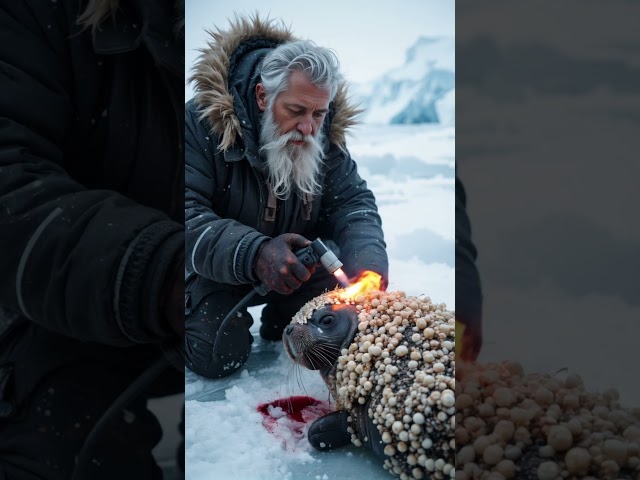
[184,122,454,479]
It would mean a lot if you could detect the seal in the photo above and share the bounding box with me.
[283,304,358,373]
[283,290,456,480]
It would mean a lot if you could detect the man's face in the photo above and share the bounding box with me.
[256,70,331,143]
[256,71,331,199]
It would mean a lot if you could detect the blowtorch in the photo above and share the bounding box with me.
[212,237,348,351]
[253,238,349,296]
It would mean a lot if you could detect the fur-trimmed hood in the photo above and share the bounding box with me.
[189,14,361,152]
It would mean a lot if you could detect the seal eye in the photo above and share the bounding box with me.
[320,315,334,326]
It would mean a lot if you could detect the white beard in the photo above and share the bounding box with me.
[259,102,325,200]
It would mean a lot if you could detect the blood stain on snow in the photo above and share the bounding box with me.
[257,396,333,450]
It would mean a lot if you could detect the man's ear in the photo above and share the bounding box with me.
[256,83,267,112]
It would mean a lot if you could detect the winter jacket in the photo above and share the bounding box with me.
[0,0,184,346]
[185,15,388,287]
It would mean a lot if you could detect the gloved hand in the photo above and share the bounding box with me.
[307,403,384,458]
[253,233,315,295]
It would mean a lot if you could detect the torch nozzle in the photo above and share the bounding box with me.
[332,267,351,288]
[294,237,347,284]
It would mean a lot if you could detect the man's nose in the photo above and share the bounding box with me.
[297,119,312,136]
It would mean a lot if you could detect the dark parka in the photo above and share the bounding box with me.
[0,0,184,345]
[185,16,388,288]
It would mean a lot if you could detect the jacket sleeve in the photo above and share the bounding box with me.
[0,4,182,346]
[319,145,389,284]
[184,103,269,284]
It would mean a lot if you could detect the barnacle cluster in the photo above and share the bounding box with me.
[455,361,640,479]
[292,289,356,324]
[297,289,456,479]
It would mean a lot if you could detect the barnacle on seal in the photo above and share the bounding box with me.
[288,288,456,479]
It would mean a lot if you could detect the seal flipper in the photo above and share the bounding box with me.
[308,411,351,451]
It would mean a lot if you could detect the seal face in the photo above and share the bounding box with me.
[283,304,358,372]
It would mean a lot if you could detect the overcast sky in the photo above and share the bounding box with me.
[185,0,454,100]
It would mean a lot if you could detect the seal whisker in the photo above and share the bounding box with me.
[297,363,310,397]
[286,363,296,396]
[306,349,327,367]
[284,358,297,396]
[294,338,307,357]
[313,343,341,353]
[312,351,338,367]
[313,344,341,361]
[304,352,320,370]
[313,340,341,347]
[309,347,334,366]
[300,339,316,356]
[291,361,307,396]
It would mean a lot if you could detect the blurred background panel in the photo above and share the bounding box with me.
[457,1,640,478]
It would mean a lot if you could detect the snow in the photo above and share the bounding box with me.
[351,37,455,125]
[435,89,455,126]
[388,37,455,81]
[185,121,454,479]
[359,82,422,125]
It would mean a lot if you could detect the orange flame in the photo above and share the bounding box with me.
[328,271,382,302]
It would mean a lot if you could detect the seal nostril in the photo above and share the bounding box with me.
[285,324,294,335]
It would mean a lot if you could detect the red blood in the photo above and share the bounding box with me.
[258,396,319,423]
[257,396,333,446]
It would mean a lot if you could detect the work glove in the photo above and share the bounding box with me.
[307,403,384,458]
[253,233,315,295]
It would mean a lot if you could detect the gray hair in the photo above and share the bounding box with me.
[259,40,343,102]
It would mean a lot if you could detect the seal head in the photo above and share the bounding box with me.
[282,304,358,376]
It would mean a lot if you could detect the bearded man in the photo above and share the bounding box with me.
[185,15,389,379]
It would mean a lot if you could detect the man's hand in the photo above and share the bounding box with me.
[254,234,314,295]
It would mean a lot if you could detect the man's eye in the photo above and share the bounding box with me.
[313,112,325,118]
